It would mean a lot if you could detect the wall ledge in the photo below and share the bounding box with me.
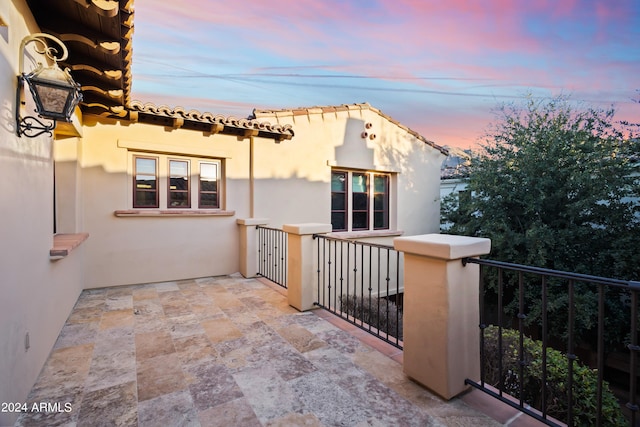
[114,209,236,217]
[50,233,89,260]
[394,233,491,260]
[327,229,404,239]
[283,223,332,236]
[236,218,269,226]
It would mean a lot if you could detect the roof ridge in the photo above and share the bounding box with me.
[252,102,373,115]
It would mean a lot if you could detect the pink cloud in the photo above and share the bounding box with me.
[130,1,639,149]
[136,1,635,67]
[130,91,258,118]
[135,1,630,88]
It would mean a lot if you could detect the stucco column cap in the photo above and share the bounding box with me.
[394,233,491,260]
[283,223,332,236]
[236,218,270,226]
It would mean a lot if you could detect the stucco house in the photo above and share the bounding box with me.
[0,0,447,423]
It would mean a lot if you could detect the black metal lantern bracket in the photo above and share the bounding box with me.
[16,33,82,138]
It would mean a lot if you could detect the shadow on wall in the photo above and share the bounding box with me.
[377,133,414,189]
[0,95,52,165]
[335,118,376,170]
[253,174,330,228]
[338,117,442,194]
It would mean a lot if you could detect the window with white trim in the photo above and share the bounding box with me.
[168,159,190,208]
[134,156,159,208]
[331,169,390,232]
[132,154,222,210]
[199,162,219,208]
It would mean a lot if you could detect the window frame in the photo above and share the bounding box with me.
[351,172,370,231]
[331,170,348,232]
[373,174,389,230]
[133,155,159,209]
[130,153,222,211]
[198,161,220,209]
[331,169,392,232]
[167,158,191,209]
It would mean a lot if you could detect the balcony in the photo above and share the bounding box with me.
[15,275,527,426]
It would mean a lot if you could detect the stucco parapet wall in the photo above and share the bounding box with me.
[253,102,448,156]
[236,218,270,226]
[283,223,333,236]
[394,234,491,260]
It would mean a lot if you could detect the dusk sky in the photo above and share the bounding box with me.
[130,1,639,149]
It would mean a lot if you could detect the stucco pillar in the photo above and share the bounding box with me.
[237,218,269,278]
[283,223,332,311]
[394,233,491,400]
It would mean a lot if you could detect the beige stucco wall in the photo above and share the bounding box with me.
[78,117,258,288]
[0,3,86,425]
[77,106,445,289]
[254,107,446,235]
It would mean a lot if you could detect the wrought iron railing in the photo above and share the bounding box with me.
[256,226,287,288]
[313,234,403,349]
[463,257,640,426]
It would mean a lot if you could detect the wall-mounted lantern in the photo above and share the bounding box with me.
[16,33,82,138]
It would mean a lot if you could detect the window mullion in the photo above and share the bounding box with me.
[368,172,374,231]
[347,171,352,231]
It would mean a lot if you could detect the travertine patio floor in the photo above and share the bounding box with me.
[16,275,504,426]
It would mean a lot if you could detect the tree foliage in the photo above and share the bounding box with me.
[483,326,626,426]
[441,96,640,348]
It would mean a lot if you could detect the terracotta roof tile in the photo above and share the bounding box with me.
[128,101,294,140]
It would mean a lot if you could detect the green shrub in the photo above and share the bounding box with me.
[483,325,625,426]
[339,294,403,340]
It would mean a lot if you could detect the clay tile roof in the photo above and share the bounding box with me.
[253,103,448,155]
[128,101,294,140]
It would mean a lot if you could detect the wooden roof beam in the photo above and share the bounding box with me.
[208,123,224,134]
[71,0,119,18]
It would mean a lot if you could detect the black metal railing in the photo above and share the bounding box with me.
[313,234,403,349]
[256,226,287,288]
[463,257,640,427]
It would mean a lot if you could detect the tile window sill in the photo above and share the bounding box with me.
[50,233,89,260]
[114,209,236,217]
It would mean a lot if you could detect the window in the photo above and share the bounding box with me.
[199,162,219,209]
[168,159,190,208]
[331,171,348,231]
[331,169,391,232]
[352,173,369,230]
[373,174,389,229]
[134,156,158,208]
[132,154,221,210]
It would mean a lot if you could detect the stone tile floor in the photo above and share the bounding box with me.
[15,275,511,427]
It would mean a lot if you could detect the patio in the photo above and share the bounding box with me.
[16,275,512,426]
